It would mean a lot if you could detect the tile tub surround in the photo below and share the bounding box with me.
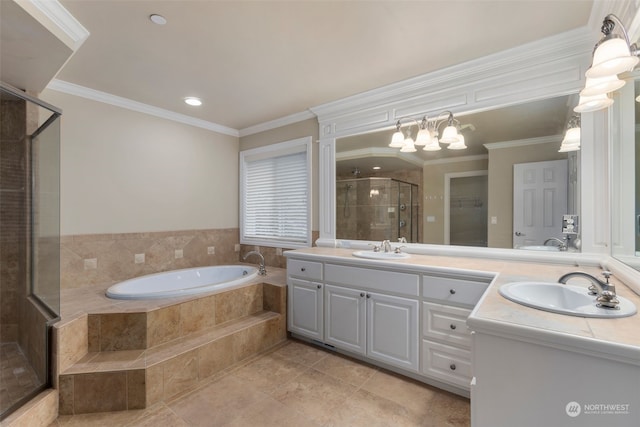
[50,339,470,427]
[53,269,287,415]
[60,228,241,290]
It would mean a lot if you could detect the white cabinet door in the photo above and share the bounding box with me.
[288,277,323,340]
[324,284,366,354]
[367,292,419,372]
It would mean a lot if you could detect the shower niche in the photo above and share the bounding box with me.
[337,177,419,243]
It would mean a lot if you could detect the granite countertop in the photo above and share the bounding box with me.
[286,247,640,363]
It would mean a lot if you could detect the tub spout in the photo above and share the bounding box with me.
[243,250,266,276]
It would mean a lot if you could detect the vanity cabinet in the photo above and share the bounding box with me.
[287,259,324,340]
[421,275,489,389]
[324,284,419,371]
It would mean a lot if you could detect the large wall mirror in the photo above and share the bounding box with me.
[611,75,640,270]
[335,95,581,252]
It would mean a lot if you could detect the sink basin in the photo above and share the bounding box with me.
[499,281,637,318]
[518,245,560,252]
[352,250,410,260]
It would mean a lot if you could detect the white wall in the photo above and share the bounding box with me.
[41,89,239,235]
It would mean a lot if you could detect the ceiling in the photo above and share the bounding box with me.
[52,0,594,132]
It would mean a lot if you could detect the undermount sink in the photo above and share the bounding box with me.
[352,250,410,260]
[499,281,637,318]
[518,245,560,252]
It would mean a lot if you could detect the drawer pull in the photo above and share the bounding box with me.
[449,289,456,295]
[366,294,371,299]
[301,267,306,272]
[450,363,457,371]
[317,284,321,289]
[360,292,365,297]
[450,324,457,330]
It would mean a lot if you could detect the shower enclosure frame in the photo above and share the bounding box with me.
[0,82,62,420]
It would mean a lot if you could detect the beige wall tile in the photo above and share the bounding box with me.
[215,284,262,324]
[197,334,235,379]
[73,372,127,413]
[179,295,216,336]
[98,313,147,351]
[55,315,88,374]
[145,364,164,407]
[57,375,74,415]
[127,369,146,410]
[147,306,181,348]
[162,350,198,400]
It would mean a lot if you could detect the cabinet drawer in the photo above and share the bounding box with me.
[287,259,323,280]
[422,339,472,390]
[422,302,472,348]
[325,264,419,297]
[422,275,489,307]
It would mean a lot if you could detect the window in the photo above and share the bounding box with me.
[240,136,312,248]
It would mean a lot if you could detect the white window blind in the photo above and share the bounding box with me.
[240,137,311,248]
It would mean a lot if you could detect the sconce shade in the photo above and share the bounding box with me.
[440,125,459,143]
[559,141,580,152]
[415,128,431,146]
[423,141,442,151]
[580,75,626,97]
[574,93,613,113]
[389,130,405,147]
[586,37,639,78]
[448,134,467,150]
[562,127,581,145]
[400,137,417,153]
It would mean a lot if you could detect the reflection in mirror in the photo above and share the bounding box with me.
[336,95,581,251]
[612,77,640,270]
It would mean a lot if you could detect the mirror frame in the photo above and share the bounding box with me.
[312,28,609,261]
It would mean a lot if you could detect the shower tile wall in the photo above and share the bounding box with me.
[0,98,28,343]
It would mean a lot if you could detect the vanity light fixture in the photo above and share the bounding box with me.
[388,111,467,152]
[559,115,581,152]
[577,14,640,112]
[184,97,202,106]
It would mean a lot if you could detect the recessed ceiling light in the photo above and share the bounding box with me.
[372,166,382,170]
[149,14,167,25]
[184,97,202,106]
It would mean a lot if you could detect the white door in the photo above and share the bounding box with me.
[513,159,568,248]
[288,278,323,340]
[367,292,419,372]
[324,285,366,354]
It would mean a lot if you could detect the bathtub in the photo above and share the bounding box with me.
[105,265,259,300]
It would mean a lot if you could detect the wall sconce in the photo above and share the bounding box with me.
[388,111,467,152]
[576,14,640,113]
[559,115,581,152]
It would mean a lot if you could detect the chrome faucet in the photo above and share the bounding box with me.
[544,237,568,251]
[381,240,392,253]
[243,250,266,276]
[558,271,619,309]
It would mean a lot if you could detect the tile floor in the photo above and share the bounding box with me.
[50,339,470,427]
[1,342,43,415]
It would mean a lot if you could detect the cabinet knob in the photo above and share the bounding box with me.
[317,284,321,289]
[366,294,370,299]
[450,324,457,330]
[301,267,306,272]
[450,364,456,371]
[360,292,365,297]
[449,289,456,295]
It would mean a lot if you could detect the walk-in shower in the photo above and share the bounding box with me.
[336,177,419,243]
[0,83,61,420]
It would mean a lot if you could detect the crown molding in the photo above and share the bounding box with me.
[46,79,240,137]
[483,135,562,151]
[422,154,488,166]
[310,27,593,122]
[21,0,90,50]
[336,147,424,167]
[239,110,317,137]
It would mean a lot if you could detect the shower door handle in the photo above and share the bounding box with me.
[514,231,526,237]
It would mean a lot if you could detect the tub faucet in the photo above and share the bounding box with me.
[558,271,618,309]
[544,237,568,251]
[243,250,266,276]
